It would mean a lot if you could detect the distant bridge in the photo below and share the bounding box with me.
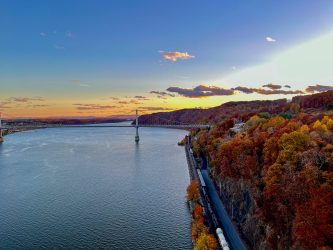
[0,110,211,143]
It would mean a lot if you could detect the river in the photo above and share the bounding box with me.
[0,124,192,249]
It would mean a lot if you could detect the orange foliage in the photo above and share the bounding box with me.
[187,180,199,202]
[193,205,204,223]
[195,112,333,249]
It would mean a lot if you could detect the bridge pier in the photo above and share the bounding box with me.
[135,109,139,142]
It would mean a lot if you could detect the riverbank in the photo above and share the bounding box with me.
[185,134,249,250]
[2,128,34,136]
[0,128,38,142]
[184,136,220,249]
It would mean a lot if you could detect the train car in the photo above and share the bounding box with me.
[207,202,214,215]
[202,186,207,197]
[197,169,206,187]
[216,228,230,250]
[211,213,218,228]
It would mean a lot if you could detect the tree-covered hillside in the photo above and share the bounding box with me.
[142,91,333,249]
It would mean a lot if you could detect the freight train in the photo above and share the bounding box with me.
[196,168,230,250]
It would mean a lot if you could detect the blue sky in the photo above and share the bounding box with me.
[1,0,333,117]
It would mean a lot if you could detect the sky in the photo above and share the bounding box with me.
[1,0,333,118]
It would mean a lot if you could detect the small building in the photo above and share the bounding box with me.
[229,122,245,135]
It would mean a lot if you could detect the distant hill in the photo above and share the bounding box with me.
[4,117,131,125]
[138,91,333,125]
[292,90,333,109]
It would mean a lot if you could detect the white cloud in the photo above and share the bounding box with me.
[266,36,276,42]
[40,32,47,37]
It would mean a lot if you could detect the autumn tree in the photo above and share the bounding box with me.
[187,181,199,202]
[277,131,312,163]
[299,124,310,133]
[191,221,209,243]
[262,116,285,131]
[313,120,328,133]
[188,96,333,249]
[327,119,333,131]
[292,188,333,249]
[193,205,204,223]
[194,233,218,250]
[246,115,266,129]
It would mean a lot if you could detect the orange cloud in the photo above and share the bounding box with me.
[8,97,45,102]
[159,50,195,62]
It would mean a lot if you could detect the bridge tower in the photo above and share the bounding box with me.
[0,113,3,143]
[135,109,140,142]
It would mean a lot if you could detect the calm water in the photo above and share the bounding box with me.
[0,125,192,249]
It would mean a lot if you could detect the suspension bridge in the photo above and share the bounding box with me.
[0,110,211,143]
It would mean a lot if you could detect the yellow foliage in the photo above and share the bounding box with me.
[322,124,328,132]
[194,233,218,250]
[321,116,330,124]
[313,120,328,133]
[191,221,209,243]
[268,116,285,128]
[262,116,286,130]
[278,131,311,163]
[327,119,333,130]
[313,120,322,129]
[299,125,310,133]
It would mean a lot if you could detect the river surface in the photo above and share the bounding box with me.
[0,125,192,249]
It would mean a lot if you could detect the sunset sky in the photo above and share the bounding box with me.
[1,1,333,118]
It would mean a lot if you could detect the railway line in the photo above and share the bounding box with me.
[185,137,246,250]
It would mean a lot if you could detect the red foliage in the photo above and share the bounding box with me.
[144,91,333,249]
[292,90,333,109]
[203,112,333,249]
[293,187,333,249]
